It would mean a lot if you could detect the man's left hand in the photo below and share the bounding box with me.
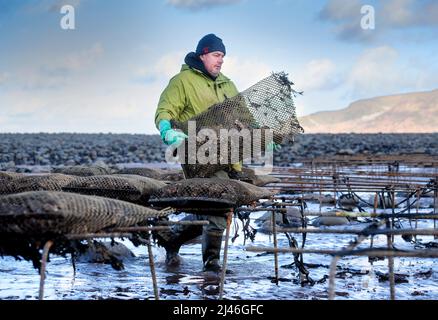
[267,142,282,152]
[165,129,188,147]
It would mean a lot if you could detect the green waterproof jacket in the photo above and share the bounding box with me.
[154,64,239,128]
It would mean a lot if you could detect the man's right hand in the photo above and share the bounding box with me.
[159,120,188,146]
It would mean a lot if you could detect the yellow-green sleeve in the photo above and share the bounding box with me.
[228,81,239,98]
[154,76,187,129]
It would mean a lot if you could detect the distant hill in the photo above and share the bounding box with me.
[298,89,438,133]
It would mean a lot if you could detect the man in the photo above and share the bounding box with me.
[154,34,240,272]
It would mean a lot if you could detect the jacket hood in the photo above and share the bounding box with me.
[184,52,228,82]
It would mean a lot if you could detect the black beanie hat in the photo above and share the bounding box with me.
[195,34,226,56]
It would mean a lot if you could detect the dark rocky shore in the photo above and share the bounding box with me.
[0,133,437,170]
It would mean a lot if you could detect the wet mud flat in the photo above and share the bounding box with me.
[0,143,437,300]
[0,205,437,300]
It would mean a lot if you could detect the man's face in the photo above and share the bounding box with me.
[199,51,224,77]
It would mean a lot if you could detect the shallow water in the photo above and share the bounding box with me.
[1,205,437,300]
[1,162,437,300]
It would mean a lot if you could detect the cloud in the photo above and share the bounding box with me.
[319,0,362,21]
[0,89,50,116]
[48,0,81,12]
[1,52,273,133]
[0,72,10,85]
[381,0,438,27]
[135,51,186,83]
[0,79,163,133]
[10,0,82,15]
[346,46,414,97]
[381,0,416,27]
[135,50,273,91]
[319,0,438,42]
[296,45,438,116]
[319,0,376,42]
[51,42,103,73]
[296,59,341,91]
[13,43,104,90]
[167,0,242,10]
[220,56,272,90]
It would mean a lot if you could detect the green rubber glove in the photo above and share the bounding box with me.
[159,120,188,146]
[267,141,282,152]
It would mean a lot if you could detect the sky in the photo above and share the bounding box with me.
[0,0,437,134]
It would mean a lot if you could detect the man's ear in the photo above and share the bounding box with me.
[199,54,205,62]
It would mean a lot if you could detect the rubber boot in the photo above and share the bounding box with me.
[153,215,203,267]
[202,229,224,272]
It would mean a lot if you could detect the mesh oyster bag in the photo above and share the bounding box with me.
[0,190,169,236]
[171,72,304,178]
[0,171,25,182]
[0,191,170,271]
[116,167,184,181]
[158,169,185,181]
[52,165,111,176]
[239,167,281,187]
[148,178,276,214]
[62,175,166,204]
[0,173,76,195]
[116,167,163,180]
[112,173,169,186]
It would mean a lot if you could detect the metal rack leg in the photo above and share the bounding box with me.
[147,231,159,300]
[219,210,233,300]
[39,240,54,300]
[272,208,279,284]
